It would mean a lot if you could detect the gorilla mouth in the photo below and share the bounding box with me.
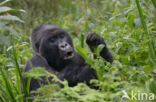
[64,51,74,60]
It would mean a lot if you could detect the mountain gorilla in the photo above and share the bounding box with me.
[25,24,113,90]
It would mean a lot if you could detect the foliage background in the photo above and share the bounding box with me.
[0,0,156,102]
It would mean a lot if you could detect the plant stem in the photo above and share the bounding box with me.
[135,0,156,65]
[151,0,156,9]
[0,68,16,102]
[12,39,30,101]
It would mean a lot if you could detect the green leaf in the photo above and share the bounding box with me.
[151,0,156,9]
[76,47,94,65]
[0,0,11,6]
[0,24,18,36]
[96,44,105,56]
[0,6,25,15]
[0,7,12,13]
[0,36,10,46]
[0,15,24,23]
[24,67,49,79]
[76,47,88,59]
[149,79,156,95]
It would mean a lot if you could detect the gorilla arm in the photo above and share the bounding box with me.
[86,32,114,63]
[25,54,55,90]
[25,53,52,71]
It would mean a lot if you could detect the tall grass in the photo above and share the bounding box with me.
[136,0,156,66]
[151,0,156,8]
[0,0,156,101]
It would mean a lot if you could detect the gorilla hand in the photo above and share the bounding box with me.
[86,32,114,63]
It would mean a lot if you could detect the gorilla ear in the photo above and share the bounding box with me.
[32,43,40,53]
[35,43,40,52]
[38,38,44,55]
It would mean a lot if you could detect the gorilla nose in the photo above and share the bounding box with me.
[59,42,74,60]
[59,42,69,50]
[59,42,67,48]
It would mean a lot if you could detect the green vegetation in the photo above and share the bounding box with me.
[0,0,156,102]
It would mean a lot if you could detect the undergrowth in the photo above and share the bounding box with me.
[0,0,156,102]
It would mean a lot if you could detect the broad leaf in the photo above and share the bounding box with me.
[0,0,11,6]
[0,6,25,14]
[0,15,24,23]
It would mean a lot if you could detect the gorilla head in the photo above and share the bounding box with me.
[31,25,75,71]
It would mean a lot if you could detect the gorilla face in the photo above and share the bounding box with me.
[38,27,75,71]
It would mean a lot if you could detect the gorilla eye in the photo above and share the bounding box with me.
[59,34,65,38]
[49,38,55,43]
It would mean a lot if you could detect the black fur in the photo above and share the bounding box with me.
[25,25,97,90]
[86,32,114,63]
[25,25,113,91]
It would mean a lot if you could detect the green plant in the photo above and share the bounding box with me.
[0,0,28,102]
[0,0,156,102]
